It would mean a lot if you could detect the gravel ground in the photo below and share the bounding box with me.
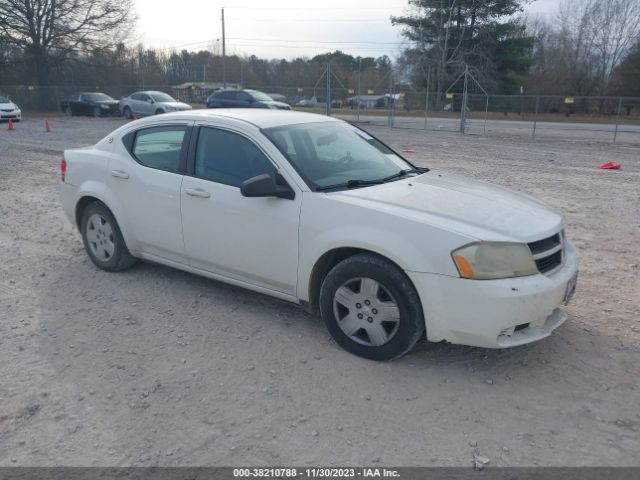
[0,115,639,467]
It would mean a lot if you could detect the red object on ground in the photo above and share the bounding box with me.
[599,161,621,170]
[45,119,52,133]
[7,119,15,131]
[403,149,416,153]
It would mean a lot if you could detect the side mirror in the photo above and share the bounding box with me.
[240,174,295,200]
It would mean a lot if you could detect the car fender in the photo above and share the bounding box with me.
[297,225,447,303]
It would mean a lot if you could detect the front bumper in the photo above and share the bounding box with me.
[407,240,579,348]
[0,111,21,120]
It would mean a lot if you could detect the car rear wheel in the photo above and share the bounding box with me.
[319,253,425,361]
[123,107,133,119]
[80,202,137,272]
[93,107,101,117]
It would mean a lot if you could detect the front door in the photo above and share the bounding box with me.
[180,125,300,295]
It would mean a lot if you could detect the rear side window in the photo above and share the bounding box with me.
[195,127,276,187]
[132,126,187,173]
[218,91,236,100]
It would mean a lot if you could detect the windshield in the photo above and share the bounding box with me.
[0,96,9,103]
[264,122,414,190]
[149,92,176,103]
[85,93,113,102]
[246,90,272,102]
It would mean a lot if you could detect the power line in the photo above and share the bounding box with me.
[225,5,406,10]
[227,37,405,45]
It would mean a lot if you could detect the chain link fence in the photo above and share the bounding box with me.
[2,83,639,144]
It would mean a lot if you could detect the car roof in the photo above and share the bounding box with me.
[137,108,342,129]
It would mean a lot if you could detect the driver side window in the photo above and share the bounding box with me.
[195,127,277,188]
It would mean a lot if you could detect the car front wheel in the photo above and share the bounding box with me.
[319,253,425,361]
[80,202,137,272]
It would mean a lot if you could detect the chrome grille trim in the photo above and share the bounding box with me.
[528,232,564,275]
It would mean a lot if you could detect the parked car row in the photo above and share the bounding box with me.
[60,91,191,118]
[58,88,295,118]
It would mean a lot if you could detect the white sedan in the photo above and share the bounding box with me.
[60,110,579,360]
[0,95,21,121]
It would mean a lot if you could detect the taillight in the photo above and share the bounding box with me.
[60,156,67,182]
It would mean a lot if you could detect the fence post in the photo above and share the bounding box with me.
[423,66,431,130]
[326,63,331,117]
[532,95,540,140]
[356,58,361,123]
[483,95,489,135]
[613,96,622,144]
[387,68,394,128]
[460,65,468,135]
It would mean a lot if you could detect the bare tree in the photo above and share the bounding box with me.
[0,0,135,85]
[550,0,640,95]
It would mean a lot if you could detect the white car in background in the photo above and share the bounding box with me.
[0,95,21,121]
[119,91,191,119]
[59,110,579,360]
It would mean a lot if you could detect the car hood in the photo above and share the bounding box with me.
[158,101,191,109]
[331,171,563,242]
[0,102,18,110]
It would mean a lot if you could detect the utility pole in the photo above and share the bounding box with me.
[221,7,226,88]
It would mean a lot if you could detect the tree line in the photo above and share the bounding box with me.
[1,0,639,98]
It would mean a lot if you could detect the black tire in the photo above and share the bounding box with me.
[92,106,101,117]
[319,253,425,361]
[155,108,164,115]
[80,202,137,272]
[123,106,133,119]
[65,106,73,117]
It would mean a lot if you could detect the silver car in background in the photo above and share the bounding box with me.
[0,95,21,121]
[119,91,191,119]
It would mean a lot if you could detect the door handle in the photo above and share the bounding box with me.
[185,188,211,198]
[111,170,129,179]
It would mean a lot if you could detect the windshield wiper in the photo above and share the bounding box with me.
[316,168,428,192]
[380,168,426,183]
[316,179,384,191]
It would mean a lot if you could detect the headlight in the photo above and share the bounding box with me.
[451,242,538,280]
[165,106,176,111]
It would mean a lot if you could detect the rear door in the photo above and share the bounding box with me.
[180,123,301,295]
[108,122,193,262]
[79,95,92,115]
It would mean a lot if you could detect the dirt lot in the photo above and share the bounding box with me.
[0,115,638,467]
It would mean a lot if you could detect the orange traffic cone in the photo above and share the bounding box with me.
[7,118,15,131]
[45,119,52,133]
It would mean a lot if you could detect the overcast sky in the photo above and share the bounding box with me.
[134,0,561,59]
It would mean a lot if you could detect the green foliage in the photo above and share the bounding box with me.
[392,0,534,93]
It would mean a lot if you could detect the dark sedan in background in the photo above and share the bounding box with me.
[61,92,120,117]
[206,89,291,110]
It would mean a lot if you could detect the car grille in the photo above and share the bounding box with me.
[528,233,563,274]
[1,109,14,112]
